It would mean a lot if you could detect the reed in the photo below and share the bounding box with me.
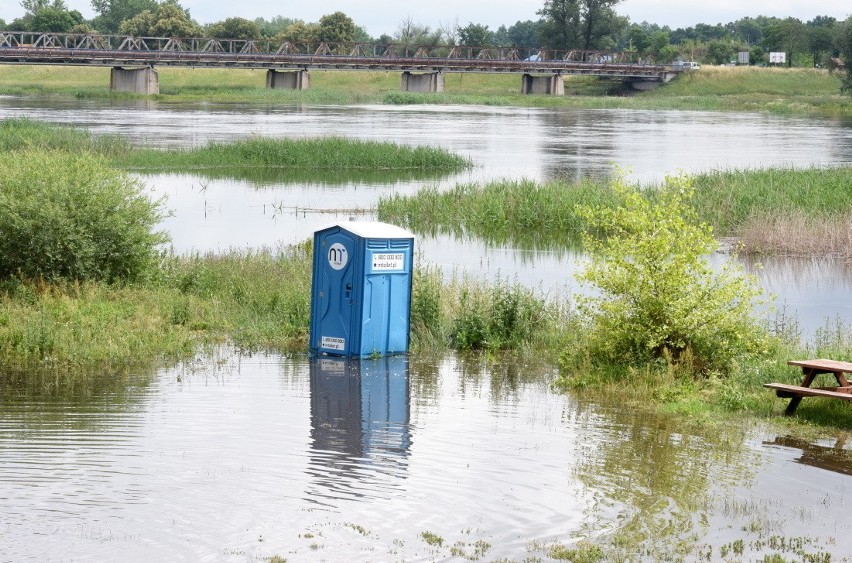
[380,167,852,255]
[378,179,619,248]
[122,136,470,171]
[735,211,852,257]
[0,118,469,174]
[0,117,132,156]
[689,167,852,232]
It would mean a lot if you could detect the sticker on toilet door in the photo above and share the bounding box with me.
[327,243,348,270]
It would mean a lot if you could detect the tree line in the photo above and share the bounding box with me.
[2,0,852,89]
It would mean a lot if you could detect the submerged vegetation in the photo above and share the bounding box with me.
[0,113,850,431]
[0,118,469,177]
[378,166,852,256]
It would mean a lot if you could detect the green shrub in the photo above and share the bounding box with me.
[0,150,167,282]
[448,280,550,350]
[568,174,771,376]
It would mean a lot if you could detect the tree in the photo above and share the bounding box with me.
[805,26,835,67]
[317,11,356,44]
[837,16,852,93]
[574,174,768,375]
[628,25,651,53]
[763,17,804,67]
[457,23,493,47]
[537,0,581,50]
[393,17,444,49]
[706,39,734,64]
[21,0,66,13]
[91,0,159,33]
[503,20,544,48]
[733,17,764,45]
[275,21,320,46]
[30,6,83,31]
[353,25,371,43]
[206,17,261,40]
[253,16,296,38]
[538,0,625,51]
[119,3,201,37]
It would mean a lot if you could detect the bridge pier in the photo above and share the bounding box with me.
[110,66,159,94]
[401,71,444,93]
[266,69,310,90]
[521,74,564,95]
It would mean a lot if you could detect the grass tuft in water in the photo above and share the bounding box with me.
[0,118,470,177]
[378,179,619,249]
[121,136,469,172]
[379,166,852,255]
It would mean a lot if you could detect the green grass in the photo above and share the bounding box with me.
[690,167,852,232]
[1,65,849,117]
[0,248,570,374]
[0,118,469,178]
[121,136,469,171]
[0,247,314,374]
[378,179,619,249]
[378,167,852,254]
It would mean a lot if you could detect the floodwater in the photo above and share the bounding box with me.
[3,351,852,561]
[1,96,850,335]
[1,97,852,560]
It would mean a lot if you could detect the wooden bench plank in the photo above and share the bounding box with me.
[764,383,852,401]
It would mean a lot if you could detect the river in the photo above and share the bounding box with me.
[1,97,852,560]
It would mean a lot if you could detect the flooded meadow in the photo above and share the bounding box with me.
[1,96,852,560]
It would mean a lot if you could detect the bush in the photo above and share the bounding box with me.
[0,150,167,283]
[570,174,771,376]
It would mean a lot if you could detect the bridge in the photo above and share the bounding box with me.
[0,32,681,95]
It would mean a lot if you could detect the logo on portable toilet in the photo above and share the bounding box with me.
[328,243,348,270]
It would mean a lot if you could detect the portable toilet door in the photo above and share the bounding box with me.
[310,221,414,357]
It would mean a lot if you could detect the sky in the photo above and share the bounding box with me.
[3,0,851,37]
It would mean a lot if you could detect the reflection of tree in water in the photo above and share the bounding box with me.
[453,352,557,402]
[0,362,161,430]
[567,403,754,557]
[306,356,411,506]
[541,111,616,184]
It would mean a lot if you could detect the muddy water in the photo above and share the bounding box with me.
[2,351,851,561]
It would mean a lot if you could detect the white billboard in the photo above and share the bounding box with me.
[769,52,786,64]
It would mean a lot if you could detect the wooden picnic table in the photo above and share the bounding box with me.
[764,359,852,416]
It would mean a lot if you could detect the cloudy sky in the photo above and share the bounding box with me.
[4,0,851,36]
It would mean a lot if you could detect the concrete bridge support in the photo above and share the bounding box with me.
[110,66,158,94]
[266,69,310,90]
[401,71,445,93]
[521,74,564,95]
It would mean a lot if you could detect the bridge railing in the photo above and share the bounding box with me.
[0,31,649,65]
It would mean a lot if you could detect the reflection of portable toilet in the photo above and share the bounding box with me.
[309,221,414,357]
[309,356,411,458]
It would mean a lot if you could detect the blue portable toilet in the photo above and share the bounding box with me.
[309,221,414,357]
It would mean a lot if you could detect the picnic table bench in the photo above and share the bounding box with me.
[764,359,852,416]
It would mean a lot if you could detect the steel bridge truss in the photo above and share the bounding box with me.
[0,32,676,79]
